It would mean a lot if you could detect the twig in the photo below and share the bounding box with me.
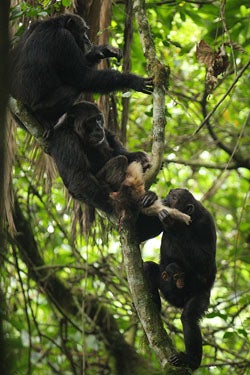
[134,0,170,188]
[193,58,250,135]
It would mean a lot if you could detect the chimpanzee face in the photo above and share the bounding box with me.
[163,188,195,216]
[84,113,105,146]
[67,102,105,146]
[163,189,182,209]
[65,14,92,52]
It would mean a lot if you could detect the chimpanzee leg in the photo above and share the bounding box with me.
[96,155,128,191]
[169,291,210,370]
[143,261,162,310]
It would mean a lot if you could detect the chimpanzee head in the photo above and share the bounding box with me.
[62,14,92,52]
[68,101,105,146]
[163,188,196,217]
[161,263,185,290]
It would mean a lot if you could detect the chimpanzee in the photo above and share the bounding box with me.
[143,188,217,370]
[46,101,150,214]
[10,13,153,128]
[110,161,191,225]
[161,262,185,290]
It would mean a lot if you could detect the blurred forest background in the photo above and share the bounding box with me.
[0,0,250,374]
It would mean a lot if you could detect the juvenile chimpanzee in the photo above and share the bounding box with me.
[161,262,185,290]
[110,161,191,225]
[46,101,150,214]
[10,13,153,128]
[143,188,217,370]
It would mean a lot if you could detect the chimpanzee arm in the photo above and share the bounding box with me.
[85,45,122,64]
[66,171,115,214]
[48,129,114,214]
[143,261,162,309]
[82,69,153,94]
[57,30,153,94]
[135,214,163,243]
[104,129,128,155]
[105,129,150,170]
[96,155,128,192]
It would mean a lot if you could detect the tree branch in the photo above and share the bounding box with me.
[121,0,133,145]
[134,0,170,188]
[120,211,192,374]
[194,58,250,135]
[200,80,250,170]
[8,97,48,152]
[166,158,239,170]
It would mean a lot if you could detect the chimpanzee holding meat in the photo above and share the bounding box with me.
[143,188,217,370]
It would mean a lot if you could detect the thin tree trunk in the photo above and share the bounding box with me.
[0,1,10,374]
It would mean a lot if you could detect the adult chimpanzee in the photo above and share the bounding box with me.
[143,188,217,370]
[10,13,153,128]
[46,101,150,214]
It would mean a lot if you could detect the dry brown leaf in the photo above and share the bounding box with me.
[196,40,214,68]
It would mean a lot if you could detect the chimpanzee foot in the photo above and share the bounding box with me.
[169,352,200,371]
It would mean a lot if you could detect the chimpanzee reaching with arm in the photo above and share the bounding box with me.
[46,101,150,214]
[10,13,153,128]
[143,188,217,371]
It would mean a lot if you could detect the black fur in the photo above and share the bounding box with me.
[144,188,217,370]
[135,210,163,242]
[10,14,153,127]
[47,101,149,214]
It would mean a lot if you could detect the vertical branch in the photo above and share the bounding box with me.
[72,0,102,41]
[97,0,113,124]
[120,219,172,367]
[121,0,133,145]
[133,0,170,188]
[120,214,191,374]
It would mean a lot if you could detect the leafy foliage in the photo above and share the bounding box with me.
[4,0,250,374]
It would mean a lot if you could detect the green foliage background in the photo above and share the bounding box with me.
[3,0,250,374]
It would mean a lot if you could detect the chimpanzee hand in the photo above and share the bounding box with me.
[127,152,150,172]
[132,77,154,94]
[158,208,174,226]
[86,45,122,63]
[100,45,123,61]
[169,352,197,370]
[139,191,158,208]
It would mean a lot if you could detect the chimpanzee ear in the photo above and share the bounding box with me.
[186,204,195,215]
